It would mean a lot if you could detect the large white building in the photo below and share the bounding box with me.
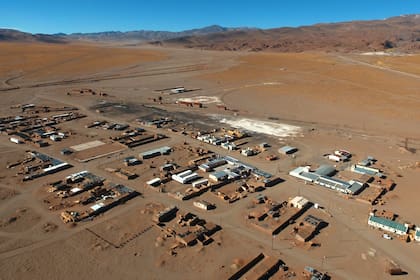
[289,166,365,195]
[172,170,200,184]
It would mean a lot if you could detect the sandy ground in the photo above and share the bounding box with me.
[0,42,166,89]
[200,52,420,138]
[0,43,419,279]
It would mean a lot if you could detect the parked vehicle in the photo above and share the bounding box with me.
[382,233,392,240]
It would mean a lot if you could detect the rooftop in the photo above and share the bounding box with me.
[314,165,336,177]
[278,145,298,154]
[368,215,408,233]
[140,146,171,157]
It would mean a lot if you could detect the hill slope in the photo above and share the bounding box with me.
[66,25,255,42]
[0,29,66,43]
[160,15,420,52]
[2,15,420,52]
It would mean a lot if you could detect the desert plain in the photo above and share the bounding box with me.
[0,41,419,280]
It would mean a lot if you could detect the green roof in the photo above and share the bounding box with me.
[369,215,408,233]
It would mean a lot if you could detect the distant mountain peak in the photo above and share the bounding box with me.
[2,16,420,53]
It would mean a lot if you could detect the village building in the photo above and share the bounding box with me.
[221,142,237,150]
[289,166,365,195]
[199,158,227,172]
[123,156,141,166]
[191,178,208,188]
[289,196,309,209]
[154,206,178,223]
[172,170,200,184]
[241,147,255,157]
[351,164,384,178]
[209,170,229,182]
[278,145,298,155]
[295,215,325,242]
[415,227,420,242]
[193,200,214,210]
[146,178,161,187]
[367,213,408,236]
[140,146,171,159]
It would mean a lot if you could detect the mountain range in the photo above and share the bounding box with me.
[2,15,420,52]
[0,25,252,43]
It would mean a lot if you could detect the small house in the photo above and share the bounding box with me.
[193,200,214,210]
[289,196,309,209]
[209,171,228,182]
[278,145,298,155]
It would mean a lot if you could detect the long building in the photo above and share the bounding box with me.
[289,166,365,195]
[140,146,171,159]
[172,170,200,184]
[351,164,384,178]
[367,213,408,236]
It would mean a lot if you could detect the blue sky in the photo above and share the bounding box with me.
[1,0,419,34]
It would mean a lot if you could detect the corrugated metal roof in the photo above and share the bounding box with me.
[141,146,171,157]
[347,181,364,194]
[314,165,336,177]
[369,215,407,233]
[300,172,320,181]
[279,145,297,154]
[210,170,228,179]
[354,166,376,175]
[316,176,350,189]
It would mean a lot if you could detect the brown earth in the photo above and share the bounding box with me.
[200,52,420,138]
[161,15,420,53]
[0,43,419,280]
[0,42,167,89]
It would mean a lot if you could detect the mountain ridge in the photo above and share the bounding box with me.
[2,15,420,52]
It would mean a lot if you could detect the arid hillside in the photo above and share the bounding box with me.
[3,15,420,53]
[161,15,420,52]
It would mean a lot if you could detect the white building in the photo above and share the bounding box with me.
[221,142,236,150]
[289,196,309,209]
[193,200,213,210]
[241,148,254,157]
[192,179,208,188]
[368,213,408,236]
[172,170,200,184]
[209,171,228,182]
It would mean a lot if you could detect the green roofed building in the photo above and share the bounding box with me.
[415,227,420,242]
[367,214,408,236]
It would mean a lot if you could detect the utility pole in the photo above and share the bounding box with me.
[321,255,326,270]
